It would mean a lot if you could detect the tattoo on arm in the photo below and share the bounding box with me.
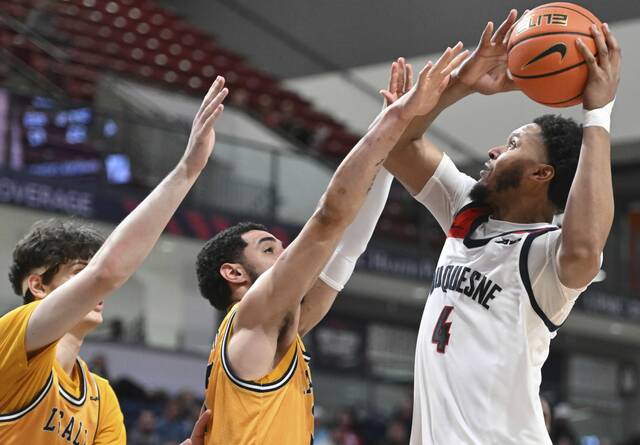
[367,158,386,193]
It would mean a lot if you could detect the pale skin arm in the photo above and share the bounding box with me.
[228,46,469,381]
[25,78,228,353]
[295,61,417,338]
[557,24,620,288]
[298,280,338,338]
[384,10,520,195]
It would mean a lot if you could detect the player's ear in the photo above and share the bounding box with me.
[219,263,248,285]
[531,163,554,183]
[25,274,48,300]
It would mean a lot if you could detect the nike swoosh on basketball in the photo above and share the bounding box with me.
[521,43,567,69]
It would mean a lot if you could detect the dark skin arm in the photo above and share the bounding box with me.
[557,24,620,288]
[384,10,520,195]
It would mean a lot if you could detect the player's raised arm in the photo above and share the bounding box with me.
[25,78,228,353]
[229,45,468,380]
[557,24,620,288]
[385,10,520,195]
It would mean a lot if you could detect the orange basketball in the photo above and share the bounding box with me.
[507,2,603,107]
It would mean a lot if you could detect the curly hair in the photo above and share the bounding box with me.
[196,222,267,311]
[9,219,105,304]
[533,114,583,212]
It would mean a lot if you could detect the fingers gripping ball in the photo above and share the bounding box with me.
[507,2,602,107]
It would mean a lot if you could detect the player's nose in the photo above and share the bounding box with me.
[488,146,506,160]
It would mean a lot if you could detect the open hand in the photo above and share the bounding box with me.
[179,409,212,445]
[390,42,468,120]
[454,9,520,95]
[380,57,414,109]
[576,23,621,110]
[181,77,228,178]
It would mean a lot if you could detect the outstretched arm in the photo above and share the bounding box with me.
[25,78,228,353]
[385,10,520,194]
[229,46,469,380]
[557,24,620,289]
[298,167,394,337]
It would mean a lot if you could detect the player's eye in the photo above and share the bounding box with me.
[508,140,517,149]
[264,247,274,254]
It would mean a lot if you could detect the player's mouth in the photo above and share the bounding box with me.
[479,162,492,178]
[93,301,104,313]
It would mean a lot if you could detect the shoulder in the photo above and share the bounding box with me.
[0,301,41,327]
[91,373,117,399]
[90,371,123,412]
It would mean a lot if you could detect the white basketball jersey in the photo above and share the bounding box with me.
[411,203,558,445]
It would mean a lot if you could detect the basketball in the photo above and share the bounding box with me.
[507,2,603,107]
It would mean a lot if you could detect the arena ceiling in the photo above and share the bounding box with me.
[159,0,640,79]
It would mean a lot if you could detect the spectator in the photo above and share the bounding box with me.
[314,406,336,445]
[156,398,190,443]
[129,410,160,445]
[88,354,110,380]
[332,408,363,445]
[550,403,578,445]
[385,418,409,445]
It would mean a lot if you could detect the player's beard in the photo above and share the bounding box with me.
[469,163,525,207]
[244,262,261,285]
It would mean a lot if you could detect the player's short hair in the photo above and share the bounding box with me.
[196,222,267,311]
[9,219,105,304]
[533,114,583,212]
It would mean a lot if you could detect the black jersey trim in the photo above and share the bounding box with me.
[519,227,562,332]
[94,379,102,437]
[0,372,53,422]
[58,359,87,406]
[220,310,299,393]
[458,203,558,248]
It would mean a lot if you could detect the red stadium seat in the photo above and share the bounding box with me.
[3,0,362,163]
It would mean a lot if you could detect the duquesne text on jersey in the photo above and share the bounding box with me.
[431,264,503,310]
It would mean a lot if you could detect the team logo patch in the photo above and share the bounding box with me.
[495,237,522,246]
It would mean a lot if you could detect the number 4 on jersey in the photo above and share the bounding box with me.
[432,306,454,353]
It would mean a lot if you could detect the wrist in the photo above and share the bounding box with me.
[441,77,474,107]
[387,102,415,123]
[174,160,201,183]
[583,98,615,133]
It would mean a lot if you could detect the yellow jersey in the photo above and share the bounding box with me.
[0,302,126,445]
[204,305,314,445]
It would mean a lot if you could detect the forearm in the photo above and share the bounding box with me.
[561,127,614,255]
[28,163,200,350]
[243,109,407,324]
[95,164,197,280]
[383,80,472,194]
[319,107,409,228]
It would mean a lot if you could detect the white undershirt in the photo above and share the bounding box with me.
[413,154,590,326]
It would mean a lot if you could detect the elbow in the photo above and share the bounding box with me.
[558,247,601,279]
[86,258,127,294]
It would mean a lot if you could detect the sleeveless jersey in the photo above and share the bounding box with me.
[204,305,314,445]
[411,203,558,445]
[0,302,126,445]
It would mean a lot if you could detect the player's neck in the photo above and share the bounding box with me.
[56,331,85,376]
[492,195,555,224]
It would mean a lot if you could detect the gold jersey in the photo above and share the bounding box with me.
[0,302,126,445]
[204,305,314,445]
